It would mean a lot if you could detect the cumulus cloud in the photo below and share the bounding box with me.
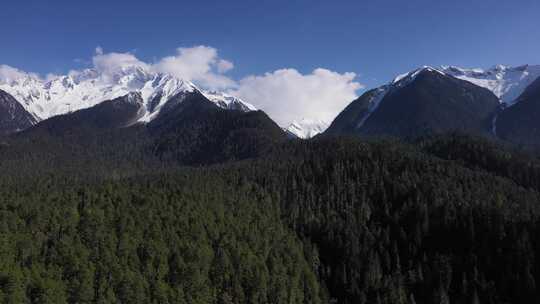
[1,46,364,127]
[152,46,235,89]
[85,45,236,90]
[92,49,149,81]
[88,47,363,125]
[231,68,363,126]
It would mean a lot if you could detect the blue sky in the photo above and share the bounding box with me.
[0,0,539,124]
[2,0,539,86]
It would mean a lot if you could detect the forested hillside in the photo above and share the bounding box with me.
[0,115,540,303]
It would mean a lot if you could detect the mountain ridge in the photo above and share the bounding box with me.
[441,64,540,105]
[0,89,37,134]
[2,63,540,144]
[0,66,255,126]
[325,67,501,138]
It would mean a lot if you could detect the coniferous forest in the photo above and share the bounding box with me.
[3,1,540,302]
[0,107,539,304]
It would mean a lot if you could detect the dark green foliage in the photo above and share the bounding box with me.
[419,133,540,191]
[0,91,286,182]
[0,99,540,303]
[229,138,540,303]
[0,174,323,303]
[148,92,286,164]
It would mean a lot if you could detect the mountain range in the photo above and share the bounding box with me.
[2,61,540,304]
[1,63,539,147]
[0,65,255,124]
[326,64,540,147]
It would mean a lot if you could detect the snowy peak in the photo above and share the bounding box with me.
[355,67,447,128]
[0,67,254,124]
[441,64,540,104]
[392,66,445,86]
[389,64,540,105]
[122,91,144,105]
[325,64,501,138]
[285,118,329,139]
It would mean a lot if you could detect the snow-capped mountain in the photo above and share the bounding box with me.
[285,118,329,139]
[286,67,450,139]
[441,64,540,105]
[0,66,255,124]
[351,66,445,131]
[325,66,500,138]
[326,64,540,139]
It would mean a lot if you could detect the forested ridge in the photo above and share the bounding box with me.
[0,112,540,303]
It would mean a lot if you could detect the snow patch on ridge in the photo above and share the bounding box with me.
[355,86,390,129]
[392,66,446,86]
[202,91,256,112]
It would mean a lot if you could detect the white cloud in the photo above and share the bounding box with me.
[1,46,364,127]
[217,59,234,73]
[86,47,363,126]
[0,65,39,83]
[1,46,236,90]
[231,68,363,126]
[45,73,61,81]
[152,45,235,89]
[92,51,149,77]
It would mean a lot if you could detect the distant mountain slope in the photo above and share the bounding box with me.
[285,118,329,139]
[326,67,500,138]
[149,90,286,164]
[497,76,540,147]
[24,92,145,136]
[10,89,285,166]
[0,89,36,135]
[324,87,388,136]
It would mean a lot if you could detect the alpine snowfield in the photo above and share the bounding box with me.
[441,64,540,105]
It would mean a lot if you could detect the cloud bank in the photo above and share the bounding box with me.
[231,68,362,126]
[0,65,39,83]
[1,46,363,126]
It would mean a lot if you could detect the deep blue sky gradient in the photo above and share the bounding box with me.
[1,0,539,88]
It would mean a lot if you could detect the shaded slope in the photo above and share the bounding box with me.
[0,89,36,135]
[149,90,287,164]
[22,92,145,136]
[325,69,500,139]
[498,76,540,148]
[360,69,499,138]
